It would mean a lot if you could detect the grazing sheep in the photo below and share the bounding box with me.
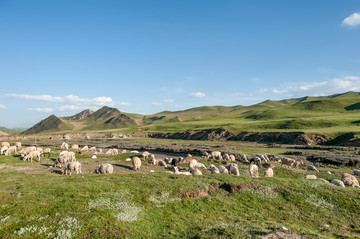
[131,156,141,171]
[318,178,330,183]
[186,153,192,158]
[61,142,69,150]
[164,157,173,164]
[218,165,229,174]
[71,144,79,152]
[173,167,192,175]
[353,169,360,177]
[58,151,76,163]
[36,147,43,154]
[1,142,10,148]
[89,147,96,152]
[148,154,157,165]
[307,165,319,172]
[5,146,17,156]
[171,157,182,167]
[203,151,210,159]
[80,146,89,153]
[121,150,127,154]
[142,151,150,160]
[250,157,262,167]
[239,154,248,162]
[15,142,22,148]
[62,162,82,175]
[229,165,240,176]
[280,157,295,167]
[272,156,282,163]
[294,160,304,168]
[225,163,238,170]
[264,168,274,177]
[331,179,345,188]
[191,168,203,175]
[23,151,41,162]
[249,164,259,177]
[130,150,139,153]
[95,148,103,154]
[158,160,167,167]
[41,148,51,157]
[223,154,230,161]
[106,148,118,155]
[256,154,269,163]
[209,164,220,174]
[229,155,236,161]
[19,146,37,157]
[341,173,359,187]
[53,155,69,168]
[189,159,206,171]
[94,164,114,174]
[211,151,222,160]
[305,175,317,180]
[0,146,8,155]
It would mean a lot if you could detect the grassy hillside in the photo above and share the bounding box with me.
[0,146,359,238]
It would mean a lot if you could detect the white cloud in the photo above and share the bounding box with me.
[164,99,174,103]
[152,102,163,106]
[272,76,360,97]
[27,107,55,113]
[342,13,360,27]
[0,104,6,109]
[6,94,113,106]
[58,105,84,111]
[257,88,268,94]
[188,92,206,98]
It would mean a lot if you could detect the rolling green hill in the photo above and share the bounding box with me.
[21,92,360,142]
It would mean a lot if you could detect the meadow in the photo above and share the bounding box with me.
[0,140,359,238]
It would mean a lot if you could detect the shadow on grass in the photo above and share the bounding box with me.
[113,164,133,170]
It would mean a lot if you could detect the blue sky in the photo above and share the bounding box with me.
[0,0,360,128]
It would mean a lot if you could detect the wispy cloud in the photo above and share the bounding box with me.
[6,94,113,106]
[188,92,206,98]
[257,88,268,94]
[27,107,55,113]
[342,12,360,27]
[0,104,6,109]
[152,102,163,106]
[164,99,174,103]
[272,76,360,97]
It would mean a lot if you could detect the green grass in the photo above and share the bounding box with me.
[0,148,359,238]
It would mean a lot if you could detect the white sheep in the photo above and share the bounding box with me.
[229,155,236,161]
[53,155,69,168]
[209,164,220,174]
[173,167,192,175]
[61,142,69,150]
[1,142,10,148]
[94,164,114,174]
[58,151,76,163]
[331,179,345,187]
[353,169,360,177]
[341,173,359,187]
[142,151,150,160]
[131,156,141,171]
[280,157,295,167]
[121,150,127,154]
[80,146,89,153]
[15,142,22,148]
[23,150,41,162]
[41,148,51,157]
[71,144,79,152]
[130,150,139,153]
[249,164,259,177]
[229,165,240,176]
[191,168,203,175]
[307,165,319,172]
[264,168,274,177]
[223,154,230,161]
[106,148,118,155]
[189,159,206,171]
[19,146,37,157]
[203,151,210,159]
[211,151,222,160]
[89,147,96,152]
[0,146,8,155]
[148,154,157,165]
[62,161,82,175]
[305,175,317,180]
[5,146,17,156]
[96,148,103,154]
[218,165,229,174]
[239,153,248,162]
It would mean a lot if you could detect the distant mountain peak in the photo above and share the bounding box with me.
[63,109,94,121]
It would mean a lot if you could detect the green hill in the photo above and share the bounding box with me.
[22,115,73,134]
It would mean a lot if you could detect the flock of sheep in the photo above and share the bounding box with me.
[1,141,359,188]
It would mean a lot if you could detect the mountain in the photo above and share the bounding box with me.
[62,109,94,120]
[22,115,73,134]
[21,91,360,140]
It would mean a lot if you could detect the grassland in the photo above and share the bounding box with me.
[0,141,359,238]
